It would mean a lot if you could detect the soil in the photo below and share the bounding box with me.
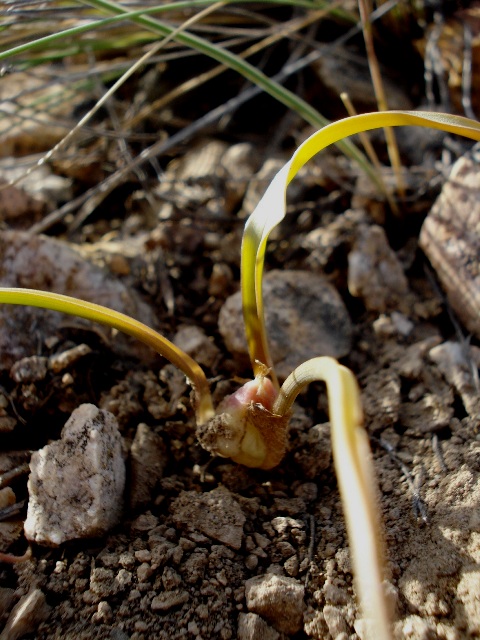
[0,5,479,640]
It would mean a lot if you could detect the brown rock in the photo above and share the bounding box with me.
[0,230,160,369]
[420,154,480,339]
[219,270,352,380]
[171,486,245,550]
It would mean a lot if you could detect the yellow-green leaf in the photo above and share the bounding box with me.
[241,110,480,382]
[0,288,214,423]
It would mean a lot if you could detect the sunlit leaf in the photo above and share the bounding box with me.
[242,110,480,379]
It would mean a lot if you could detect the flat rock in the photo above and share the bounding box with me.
[0,230,159,370]
[219,270,352,380]
[171,486,245,550]
[420,153,480,339]
[151,590,189,612]
[245,573,305,635]
[24,404,125,546]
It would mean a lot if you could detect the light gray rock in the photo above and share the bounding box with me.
[24,404,125,546]
[245,573,305,635]
[219,269,352,380]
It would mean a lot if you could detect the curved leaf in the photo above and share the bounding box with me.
[242,110,480,379]
[0,288,214,424]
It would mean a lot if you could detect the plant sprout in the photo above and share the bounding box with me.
[1,111,480,640]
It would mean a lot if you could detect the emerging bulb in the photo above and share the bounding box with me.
[196,370,290,470]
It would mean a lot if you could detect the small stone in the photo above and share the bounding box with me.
[129,423,167,509]
[48,344,92,374]
[24,404,125,546]
[401,614,438,639]
[323,605,349,637]
[132,513,158,532]
[245,574,305,634]
[237,612,280,640]
[429,341,480,417]
[118,552,135,570]
[10,356,48,383]
[171,486,245,550]
[284,555,299,577]
[0,588,50,640]
[90,568,116,599]
[271,517,304,536]
[174,325,220,369]
[348,224,409,313]
[151,590,189,612]
[92,601,113,624]
[323,582,348,605]
[136,562,153,583]
[0,487,15,509]
[219,270,352,380]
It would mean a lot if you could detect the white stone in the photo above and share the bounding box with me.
[24,404,125,546]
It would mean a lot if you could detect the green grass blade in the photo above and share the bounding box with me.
[242,110,480,379]
[0,288,214,424]
[79,0,381,194]
[273,356,391,640]
[0,0,380,199]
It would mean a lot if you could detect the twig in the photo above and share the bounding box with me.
[376,438,429,524]
[358,0,405,199]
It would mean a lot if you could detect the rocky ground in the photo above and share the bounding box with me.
[0,4,479,639]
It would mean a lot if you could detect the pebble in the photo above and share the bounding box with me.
[237,612,280,640]
[10,356,48,383]
[429,341,480,417]
[48,343,92,374]
[420,153,480,339]
[219,269,352,380]
[348,224,409,313]
[0,588,50,640]
[171,486,246,550]
[151,590,189,612]
[129,423,167,509]
[400,614,438,639]
[24,404,125,545]
[173,325,220,369]
[245,573,305,634]
[323,605,349,637]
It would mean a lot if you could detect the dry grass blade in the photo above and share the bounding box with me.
[273,357,391,640]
